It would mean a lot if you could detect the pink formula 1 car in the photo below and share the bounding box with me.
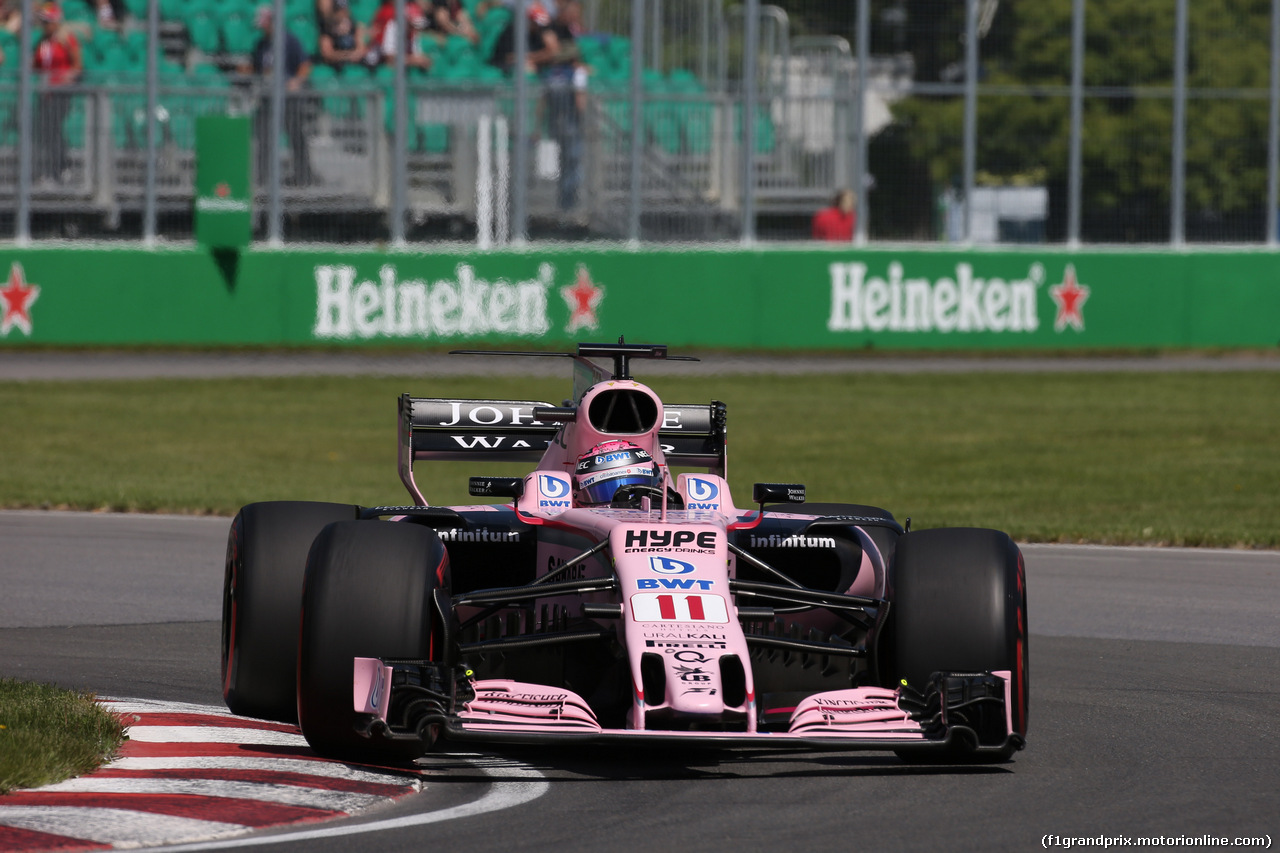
[221,342,1028,762]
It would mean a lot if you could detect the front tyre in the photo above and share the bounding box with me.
[297,520,450,761]
[222,501,358,722]
[891,527,1028,762]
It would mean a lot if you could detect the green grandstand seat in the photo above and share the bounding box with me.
[733,107,776,155]
[290,17,319,55]
[420,122,449,154]
[122,0,148,19]
[383,95,419,148]
[479,5,510,32]
[607,36,631,64]
[188,14,222,54]
[220,0,257,17]
[159,58,187,80]
[223,17,257,54]
[63,1,94,22]
[473,63,504,84]
[285,0,313,17]
[646,107,681,155]
[577,37,603,65]
[123,29,148,57]
[641,69,665,92]
[159,0,186,22]
[600,99,631,152]
[99,45,133,73]
[340,63,373,84]
[111,92,145,149]
[63,100,86,147]
[167,111,196,148]
[442,34,473,60]
[87,28,119,57]
[682,101,713,155]
[667,68,703,93]
[312,73,353,120]
[184,0,216,22]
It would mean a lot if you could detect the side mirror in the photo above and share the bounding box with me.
[469,477,525,499]
[752,483,806,505]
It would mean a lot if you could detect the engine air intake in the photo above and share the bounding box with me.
[587,389,660,434]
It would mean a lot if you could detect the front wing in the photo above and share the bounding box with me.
[353,658,1024,757]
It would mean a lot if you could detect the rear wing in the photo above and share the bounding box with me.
[398,394,727,504]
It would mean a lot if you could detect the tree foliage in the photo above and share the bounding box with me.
[880,0,1274,241]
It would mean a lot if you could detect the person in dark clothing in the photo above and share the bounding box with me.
[544,0,585,210]
[240,5,315,187]
[488,1,560,72]
[318,0,367,68]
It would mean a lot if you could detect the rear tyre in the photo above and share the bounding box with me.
[890,527,1028,762]
[297,520,450,761]
[222,501,358,722]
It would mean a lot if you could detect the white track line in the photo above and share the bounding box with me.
[141,756,549,852]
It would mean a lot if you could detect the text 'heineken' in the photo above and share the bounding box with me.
[314,263,552,340]
[827,261,1043,333]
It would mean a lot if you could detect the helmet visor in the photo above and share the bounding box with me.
[581,473,661,505]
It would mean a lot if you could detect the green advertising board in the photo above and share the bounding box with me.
[0,245,1278,349]
[194,116,252,250]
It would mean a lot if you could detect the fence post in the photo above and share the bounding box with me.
[854,0,868,245]
[628,0,643,243]
[962,0,978,243]
[267,0,286,244]
[391,0,407,247]
[143,0,159,245]
[511,0,530,244]
[1068,0,1084,247]
[477,114,492,249]
[1171,0,1187,247]
[1268,0,1280,246]
[740,0,759,243]
[16,0,33,244]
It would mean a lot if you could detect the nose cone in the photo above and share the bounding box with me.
[666,659,724,714]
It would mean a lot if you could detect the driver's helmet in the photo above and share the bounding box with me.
[574,440,661,506]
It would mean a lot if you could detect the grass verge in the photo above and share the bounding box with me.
[0,678,126,794]
[0,371,1277,546]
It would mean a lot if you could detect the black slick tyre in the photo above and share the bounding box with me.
[222,501,358,722]
[297,520,450,761]
[890,527,1028,762]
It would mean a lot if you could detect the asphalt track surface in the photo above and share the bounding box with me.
[2,511,1278,852]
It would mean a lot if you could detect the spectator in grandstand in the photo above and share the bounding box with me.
[317,0,367,68]
[811,188,857,241]
[476,0,557,21]
[1,0,20,35]
[88,0,122,29]
[430,0,479,46]
[366,0,432,69]
[545,0,585,210]
[240,5,316,186]
[489,1,560,73]
[32,1,82,185]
